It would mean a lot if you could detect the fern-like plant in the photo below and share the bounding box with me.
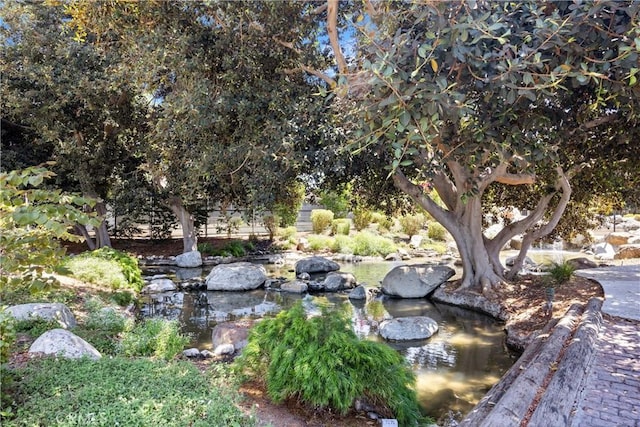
[545,260,576,285]
[234,301,427,425]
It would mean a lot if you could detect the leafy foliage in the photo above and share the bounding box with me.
[544,260,576,286]
[119,318,188,361]
[399,214,427,237]
[427,222,448,242]
[0,166,99,293]
[234,302,425,425]
[352,207,373,231]
[310,209,334,234]
[331,219,351,236]
[4,357,254,426]
[66,248,143,292]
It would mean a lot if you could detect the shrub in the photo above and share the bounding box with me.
[319,188,351,218]
[13,318,60,339]
[0,309,16,364]
[310,209,334,234]
[330,235,354,254]
[545,260,576,285]
[234,302,425,425]
[371,213,394,233]
[119,318,189,361]
[74,299,133,355]
[66,247,143,292]
[331,218,351,236]
[352,232,397,257]
[307,235,334,252]
[262,214,278,240]
[276,226,297,240]
[352,208,373,231]
[427,222,448,241]
[399,214,426,237]
[198,242,216,256]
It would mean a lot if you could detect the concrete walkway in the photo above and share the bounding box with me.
[570,265,640,427]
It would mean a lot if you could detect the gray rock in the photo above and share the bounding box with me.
[182,348,201,358]
[323,272,357,291]
[297,272,311,281]
[432,286,508,320]
[213,343,235,356]
[175,267,203,281]
[175,250,203,268]
[379,317,439,341]
[505,255,537,268]
[593,242,616,260]
[201,349,215,358]
[205,262,267,291]
[211,320,254,351]
[281,280,309,294]
[29,329,101,360]
[381,264,455,298]
[567,257,598,270]
[622,218,640,231]
[6,303,77,329]
[294,256,340,275]
[348,285,368,300]
[409,235,423,248]
[142,278,177,293]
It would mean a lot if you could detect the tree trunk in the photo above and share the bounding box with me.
[167,196,198,253]
[93,200,112,248]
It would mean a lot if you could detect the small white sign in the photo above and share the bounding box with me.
[380,419,398,427]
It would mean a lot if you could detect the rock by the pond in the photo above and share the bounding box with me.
[281,280,309,294]
[211,320,254,351]
[505,255,537,269]
[142,278,177,294]
[182,348,201,358]
[592,242,616,259]
[297,272,311,281]
[410,234,423,248]
[379,317,439,341]
[567,257,599,270]
[6,303,77,329]
[605,232,632,246]
[29,329,101,360]
[295,256,340,275]
[349,285,368,300]
[213,343,235,356]
[322,272,357,291]
[205,262,267,291]
[175,267,203,281]
[615,244,640,259]
[381,264,455,298]
[175,250,203,268]
[201,349,215,358]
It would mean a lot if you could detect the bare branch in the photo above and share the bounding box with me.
[283,65,336,87]
[327,0,348,76]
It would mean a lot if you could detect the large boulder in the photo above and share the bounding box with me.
[622,218,640,231]
[381,264,455,298]
[567,257,598,270]
[175,250,203,268]
[605,232,632,246]
[592,242,616,260]
[295,256,340,276]
[615,244,640,260]
[379,317,439,341]
[6,303,77,329]
[205,262,267,291]
[280,280,308,294]
[29,329,101,360]
[322,272,357,291]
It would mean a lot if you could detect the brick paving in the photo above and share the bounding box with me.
[570,316,640,427]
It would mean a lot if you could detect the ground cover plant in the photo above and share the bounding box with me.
[64,247,143,292]
[4,357,255,427]
[234,300,430,426]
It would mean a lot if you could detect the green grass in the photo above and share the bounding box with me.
[4,357,255,427]
[119,318,189,361]
[64,257,130,290]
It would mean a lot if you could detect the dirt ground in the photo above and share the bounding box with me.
[61,237,607,426]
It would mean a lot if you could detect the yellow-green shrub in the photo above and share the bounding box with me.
[399,214,426,237]
[331,219,351,236]
[310,209,334,234]
[427,222,448,241]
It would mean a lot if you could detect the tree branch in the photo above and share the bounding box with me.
[327,0,348,76]
[283,65,336,87]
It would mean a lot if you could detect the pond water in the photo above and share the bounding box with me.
[140,259,519,421]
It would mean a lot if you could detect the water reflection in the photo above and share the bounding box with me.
[140,260,516,421]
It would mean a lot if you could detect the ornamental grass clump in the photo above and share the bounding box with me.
[234,301,427,426]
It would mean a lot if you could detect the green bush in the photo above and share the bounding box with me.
[310,209,334,234]
[399,214,426,237]
[331,218,351,236]
[234,302,425,425]
[277,226,297,240]
[197,242,216,256]
[352,232,397,257]
[307,234,334,251]
[330,235,354,254]
[13,318,60,339]
[119,318,189,361]
[545,260,576,285]
[0,309,16,364]
[319,188,351,218]
[352,208,373,231]
[4,357,254,426]
[262,214,279,240]
[66,247,144,292]
[427,222,448,241]
[74,300,133,355]
[371,212,394,233]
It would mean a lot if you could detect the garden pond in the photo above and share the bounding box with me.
[140,259,519,420]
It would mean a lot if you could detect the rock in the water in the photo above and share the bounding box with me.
[211,320,254,351]
[348,285,368,300]
[205,262,267,291]
[322,272,357,291]
[381,264,455,298]
[175,267,203,281]
[379,317,439,341]
[294,256,340,275]
[175,250,203,268]
[213,343,235,356]
[281,280,308,294]
[142,278,177,293]
[6,303,77,329]
[29,329,101,360]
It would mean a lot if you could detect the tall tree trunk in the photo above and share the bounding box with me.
[167,196,198,253]
[79,190,112,250]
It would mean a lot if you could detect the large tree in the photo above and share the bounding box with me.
[66,1,336,253]
[1,2,145,249]
[329,0,640,293]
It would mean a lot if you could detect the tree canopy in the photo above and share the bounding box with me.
[329,0,640,291]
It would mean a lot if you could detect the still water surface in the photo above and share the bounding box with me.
[141,260,518,420]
